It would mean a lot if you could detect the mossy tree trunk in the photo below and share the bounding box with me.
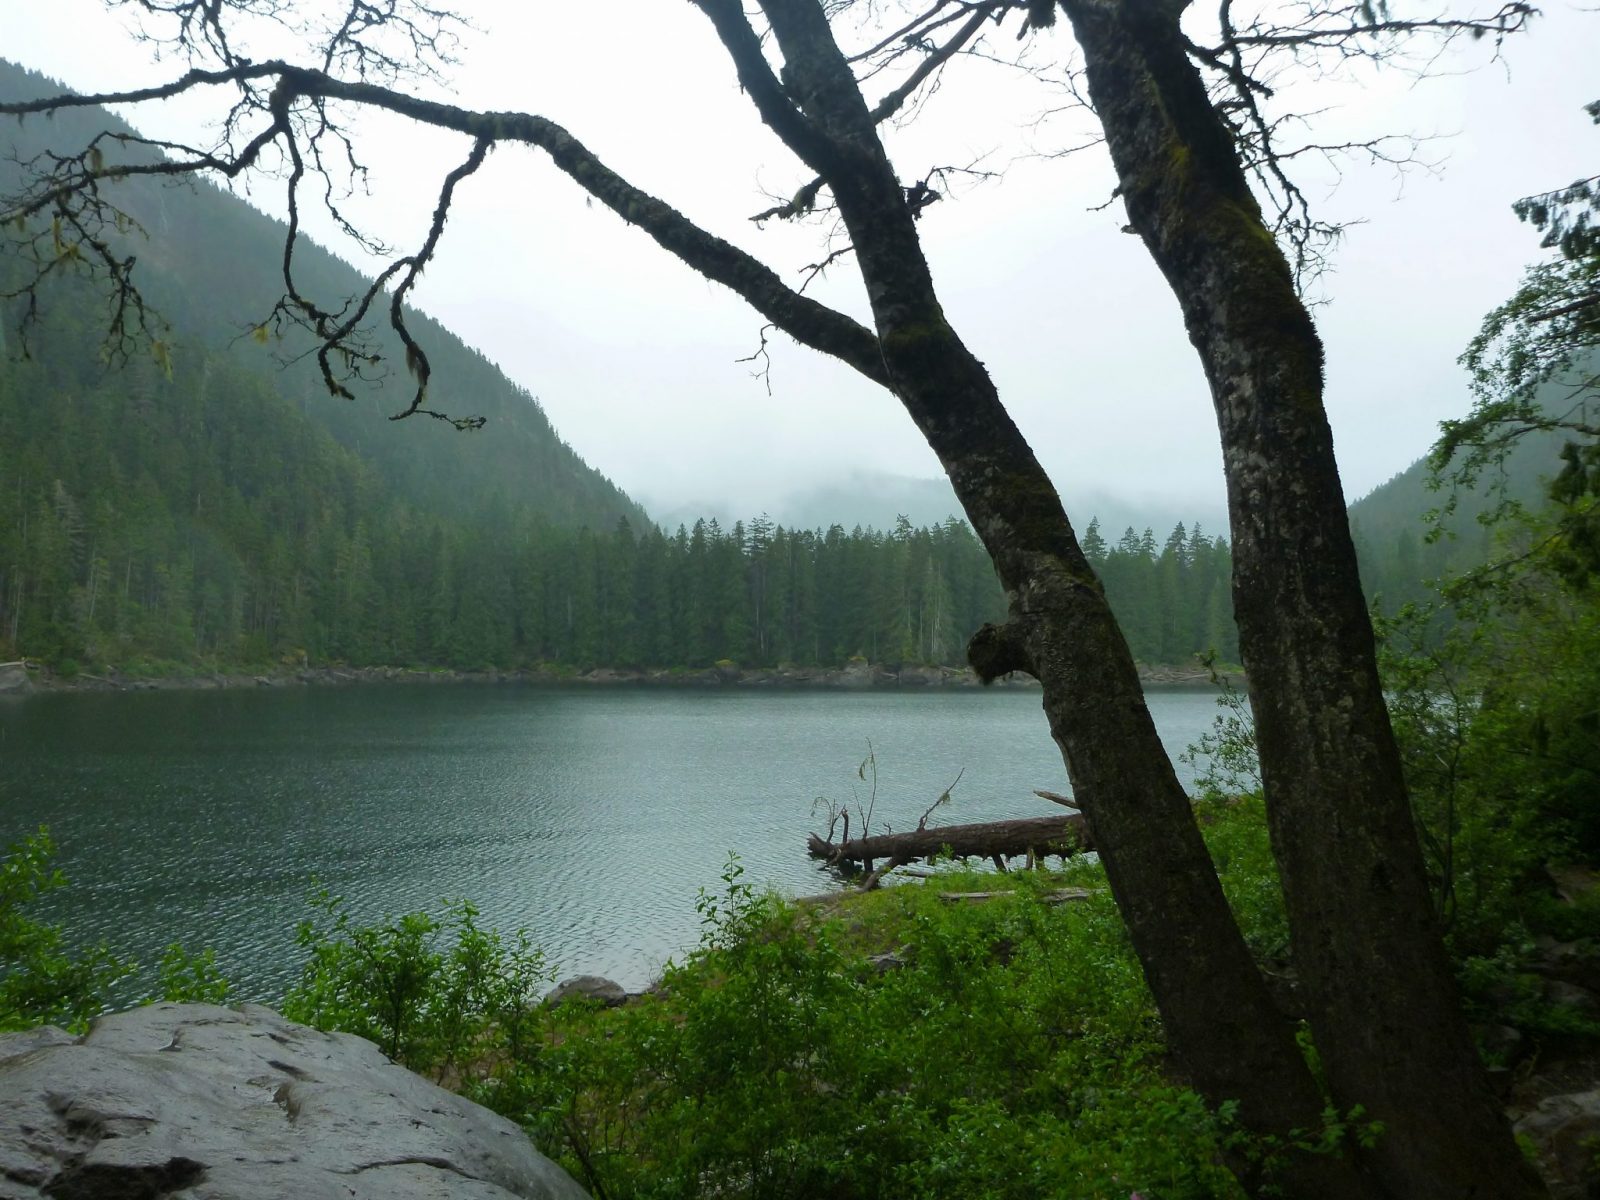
[699,2,1364,1195]
[1057,2,1542,1196]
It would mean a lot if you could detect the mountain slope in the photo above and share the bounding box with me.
[0,59,646,533]
[1348,377,1580,608]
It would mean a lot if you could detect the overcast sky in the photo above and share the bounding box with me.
[5,1,1597,528]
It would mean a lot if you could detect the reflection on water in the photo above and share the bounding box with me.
[0,684,1223,995]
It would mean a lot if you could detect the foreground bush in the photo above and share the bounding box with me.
[476,857,1249,1200]
[282,889,550,1080]
[7,766,1590,1198]
[0,828,130,1031]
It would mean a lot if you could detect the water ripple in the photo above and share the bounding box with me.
[1,685,1224,996]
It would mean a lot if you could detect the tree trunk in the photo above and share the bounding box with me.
[1057,3,1542,1196]
[744,4,1363,1194]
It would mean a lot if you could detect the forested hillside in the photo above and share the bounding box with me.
[0,59,1240,676]
[0,281,1234,671]
[1350,377,1581,611]
[0,305,1232,671]
[0,60,638,669]
[0,60,645,529]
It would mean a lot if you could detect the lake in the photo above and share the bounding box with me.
[0,684,1226,998]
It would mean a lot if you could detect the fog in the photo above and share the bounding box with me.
[5,0,1596,527]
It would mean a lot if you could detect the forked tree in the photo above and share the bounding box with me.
[0,1,1548,1195]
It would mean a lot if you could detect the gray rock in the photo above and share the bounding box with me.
[1476,1023,1526,1066]
[837,660,873,688]
[543,976,629,1009]
[1514,1087,1600,1200]
[1533,936,1600,994]
[0,662,32,695]
[1545,979,1600,1021]
[0,1002,589,1200]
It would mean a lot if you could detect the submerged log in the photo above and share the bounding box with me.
[807,813,1091,869]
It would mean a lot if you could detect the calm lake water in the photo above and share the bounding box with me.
[0,684,1224,997]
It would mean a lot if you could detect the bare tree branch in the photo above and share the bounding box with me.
[752,3,995,223]
[1,58,891,410]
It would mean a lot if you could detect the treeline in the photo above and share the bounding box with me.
[0,61,1240,674]
[0,322,1240,670]
[1086,520,1240,665]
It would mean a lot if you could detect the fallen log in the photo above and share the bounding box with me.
[938,887,1097,904]
[807,813,1091,869]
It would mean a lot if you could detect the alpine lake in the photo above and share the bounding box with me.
[1,683,1226,998]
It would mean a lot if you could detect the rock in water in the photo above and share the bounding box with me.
[0,1003,590,1200]
[543,976,629,1009]
[0,662,31,695]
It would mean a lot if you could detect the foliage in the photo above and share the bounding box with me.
[0,828,132,1031]
[1377,579,1600,942]
[1180,672,1262,801]
[1434,101,1600,588]
[281,888,550,1079]
[1178,694,1296,969]
[154,942,231,1005]
[1355,471,1600,1063]
[1198,795,1292,968]
[480,856,1255,1200]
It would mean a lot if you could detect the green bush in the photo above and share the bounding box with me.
[0,828,131,1031]
[155,942,231,1005]
[282,888,550,1080]
[489,857,1245,1200]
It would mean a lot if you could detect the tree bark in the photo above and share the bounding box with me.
[719,4,1365,1194]
[1057,3,1543,1196]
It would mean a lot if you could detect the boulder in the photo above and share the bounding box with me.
[1544,979,1600,1022]
[543,976,629,1009]
[836,659,873,688]
[867,949,909,974]
[1533,936,1600,994]
[1514,1087,1600,1200]
[0,662,31,695]
[0,1002,589,1200]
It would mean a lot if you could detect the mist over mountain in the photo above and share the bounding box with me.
[6,54,1532,676]
[645,469,1229,543]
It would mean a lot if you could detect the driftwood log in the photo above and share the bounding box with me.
[938,887,1097,904]
[807,814,1092,887]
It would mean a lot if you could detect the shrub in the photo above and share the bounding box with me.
[495,857,1246,1200]
[0,828,131,1031]
[282,889,550,1080]
[155,943,231,1005]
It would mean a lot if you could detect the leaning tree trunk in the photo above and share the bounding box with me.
[1057,3,1543,1197]
[738,4,1369,1195]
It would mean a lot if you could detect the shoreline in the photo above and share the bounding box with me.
[6,659,1232,696]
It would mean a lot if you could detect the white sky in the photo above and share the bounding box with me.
[3,0,1596,526]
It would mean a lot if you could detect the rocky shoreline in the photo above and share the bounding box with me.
[4,657,1229,696]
